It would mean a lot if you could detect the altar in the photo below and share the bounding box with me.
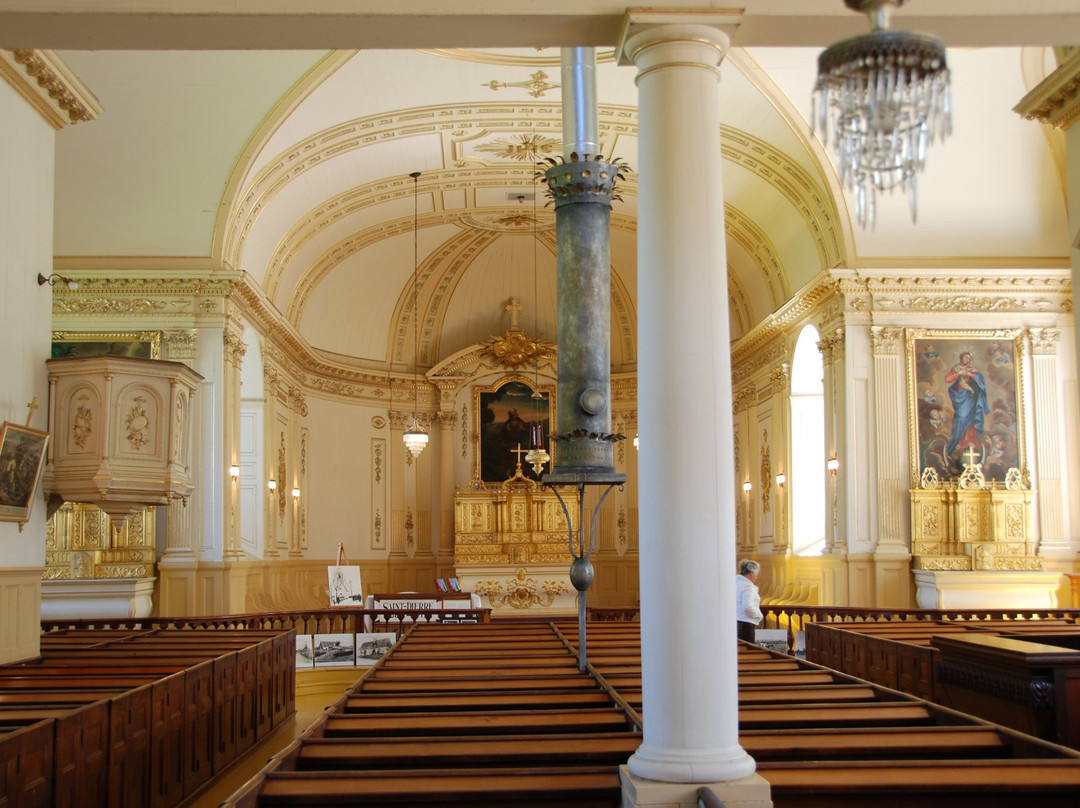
[453,477,579,617]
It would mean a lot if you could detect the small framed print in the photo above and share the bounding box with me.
[0,422,50,525]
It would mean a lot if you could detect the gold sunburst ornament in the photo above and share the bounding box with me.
[482,329,554,370]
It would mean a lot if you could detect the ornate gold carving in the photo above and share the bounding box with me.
[461,402,469,458]
[817,329,845,365]
[277,433,286,523]
[72,396,92,448]
[474,132,562,159]
[164,329,197,361]
[760,431,771,515]
[374,510,382,548]
[871,326,903,357]
[1014,48,1080,129]
[476,568,568,609]
[405,509,414,549]
[44,503,155,580]
[371,415,387,430]
[373,442,383,485]
[125,397,150,449]
[224,331,248,369]
[484,71,560,98]
[480,299,554,370]
[6,49,101,127]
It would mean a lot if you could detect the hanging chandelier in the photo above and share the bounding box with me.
[813,0,951,229]
[403,170,428,460]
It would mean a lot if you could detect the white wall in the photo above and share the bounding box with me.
[0,78,56,663]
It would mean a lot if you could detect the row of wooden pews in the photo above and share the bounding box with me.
[227,622,639,807]
[805,617,1080,748]
[225,618,1080,807]
[557,620,1080,807]
[0,626,295,808]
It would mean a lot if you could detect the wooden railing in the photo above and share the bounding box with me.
[42,606,491,636]
[761,605,1080,652]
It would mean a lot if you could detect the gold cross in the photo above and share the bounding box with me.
[509,443,528,472]
[962,445,981,468]
[25,397,38,427]
[505,297,523,331]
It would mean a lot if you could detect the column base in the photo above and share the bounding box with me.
[620,766,772,808]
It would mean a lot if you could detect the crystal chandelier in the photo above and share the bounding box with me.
[403,170,428,460]
[813,0,951,229]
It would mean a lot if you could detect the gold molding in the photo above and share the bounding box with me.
[0,49,102,130]
[1015,47,1080,130]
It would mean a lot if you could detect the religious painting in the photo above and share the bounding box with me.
[474,375,554,484]
[0,422,50,524]
[906,329,1026,483]
[51,330,161,360]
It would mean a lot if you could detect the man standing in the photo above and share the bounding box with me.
[736,559,763,644]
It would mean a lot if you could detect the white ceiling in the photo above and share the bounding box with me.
[25,4,1075,369]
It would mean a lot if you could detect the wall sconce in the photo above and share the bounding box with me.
[827,457,839,476]
[38,272,79,290]
[229,464,240,482]
[775,473,786,487]
[267,479,277,493]
[742,481,752,493]
[291,487,301,500]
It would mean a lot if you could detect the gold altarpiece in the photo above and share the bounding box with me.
[453,478,577,613]
[451,371,577,614]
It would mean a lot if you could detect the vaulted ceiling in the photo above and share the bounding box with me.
[24,2,1072,375]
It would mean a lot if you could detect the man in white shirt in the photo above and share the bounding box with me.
[736,559,763,644]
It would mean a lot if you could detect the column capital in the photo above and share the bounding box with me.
[617,11,740,70]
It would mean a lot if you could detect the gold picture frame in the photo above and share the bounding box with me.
[0,421,50,526]
[51,330,162,359]
[473,374,555,485]
[906,328,1026,484]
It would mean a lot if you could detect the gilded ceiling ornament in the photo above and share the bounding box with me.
[483,70,560,99]
[475,132,562,161]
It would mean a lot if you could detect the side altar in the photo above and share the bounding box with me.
[910,459,1061,609]
[453,469,579,617]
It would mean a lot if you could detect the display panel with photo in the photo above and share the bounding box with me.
[355,632,396,666]
[312,633,356,667]
[295,635,315,669]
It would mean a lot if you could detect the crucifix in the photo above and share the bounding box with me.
[25,397,38,428]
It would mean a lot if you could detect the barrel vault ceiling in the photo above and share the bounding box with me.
[40,6,1072,375]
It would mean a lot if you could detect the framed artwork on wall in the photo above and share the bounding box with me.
[0,422,50,525]
[905,328,1026,483]
[474,375,554,484]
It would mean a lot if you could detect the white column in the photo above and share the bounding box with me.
[620,18,762,798]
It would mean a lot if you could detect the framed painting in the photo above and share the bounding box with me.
[474,375,554,483]
[0,422,50,524]
[51,330,161,360]
[906,329,1026,482]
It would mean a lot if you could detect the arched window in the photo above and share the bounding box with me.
[790,325,825,556]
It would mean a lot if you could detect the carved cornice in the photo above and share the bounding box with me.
[1014,47,1080,130]
[860,272,1072,314]
[51,275,237,318]
[732,273,842,369]
[0,49,102,130]
[732,385,757,415]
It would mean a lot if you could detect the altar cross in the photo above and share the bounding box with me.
[508,443,529,474]
[962,445,981,468]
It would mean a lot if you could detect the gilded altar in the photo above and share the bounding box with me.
[453,478,578,614]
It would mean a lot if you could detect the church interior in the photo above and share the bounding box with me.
[3,2,1080,806]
